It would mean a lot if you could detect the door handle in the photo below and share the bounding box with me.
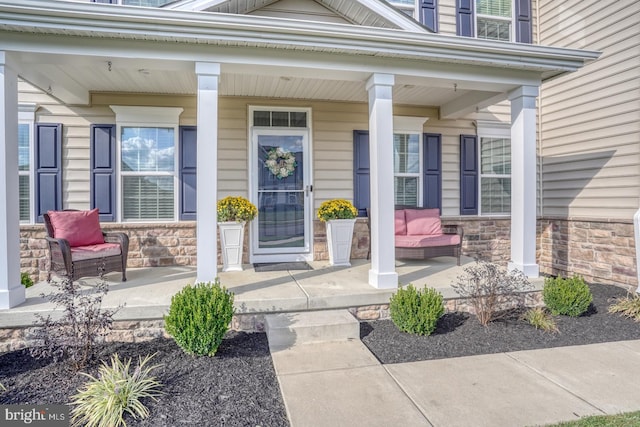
[305,185,313,197]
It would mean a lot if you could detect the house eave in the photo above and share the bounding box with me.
[0,0,600,78]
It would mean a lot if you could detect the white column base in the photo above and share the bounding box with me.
[0,286,25,310]
[508,261,539,278]
[368,269,399,289]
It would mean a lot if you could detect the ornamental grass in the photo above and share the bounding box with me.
[317,199,357,222]
[70,353,163,427]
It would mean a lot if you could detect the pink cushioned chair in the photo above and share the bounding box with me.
[43,209,129,283]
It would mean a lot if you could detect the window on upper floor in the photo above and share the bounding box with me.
[457,0,532,43]
[385,0,438,33]
[388,0,417,17]
[476,0,512,41]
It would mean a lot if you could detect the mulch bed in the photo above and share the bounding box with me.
[361,283,640,364]
[2,283,638,425]
[0,331,289,427]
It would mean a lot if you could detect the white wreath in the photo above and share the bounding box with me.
[265,147,297,179]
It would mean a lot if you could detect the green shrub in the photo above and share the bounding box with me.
[608,293,640,322]
[71,353,162,427]
[21,272,33,288]
[164,280,234,356]
[543,275,592,317]
[522,307,559,333]
[389,284,444,336]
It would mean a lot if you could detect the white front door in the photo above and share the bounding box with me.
[249,108,312,263]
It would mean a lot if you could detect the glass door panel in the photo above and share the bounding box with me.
[255,134,308,254]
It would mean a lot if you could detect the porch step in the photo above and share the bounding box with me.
[265,309,360,349]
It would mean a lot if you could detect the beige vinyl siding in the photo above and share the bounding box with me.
[19,82,471,218]
[439,0,458,36]
[538,0,640,220]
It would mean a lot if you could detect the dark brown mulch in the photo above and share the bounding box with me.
[0,331,289,427]
[361,283,640,364]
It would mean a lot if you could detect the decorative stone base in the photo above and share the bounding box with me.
[0,291,545,352]
[19,216,639,290]
[538,218,637,290]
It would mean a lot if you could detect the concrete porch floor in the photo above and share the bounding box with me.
[0,256,543,328]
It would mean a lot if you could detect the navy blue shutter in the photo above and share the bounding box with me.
[515,0,532,43]
[423,133,442,211]
[460,135,478,215]
[456,0,474,37]
[90,124,116,222]
[353,130,370,217]
[180,126,197,220]
[35,123,62,223]
[419,0,439,33]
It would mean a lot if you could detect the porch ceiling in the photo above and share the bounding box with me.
[16,54,468,106]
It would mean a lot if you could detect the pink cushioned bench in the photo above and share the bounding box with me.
[395,208,463,265]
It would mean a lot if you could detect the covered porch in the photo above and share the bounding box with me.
[0,0,597,309]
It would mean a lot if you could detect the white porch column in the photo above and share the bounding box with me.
[508,85,540,278]
[0,52,24,308]
[195,62,220,283]
[366,73,398,289]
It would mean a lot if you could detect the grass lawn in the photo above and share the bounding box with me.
[547,411,640,427]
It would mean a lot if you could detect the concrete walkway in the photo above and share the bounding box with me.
[270,339,640,427]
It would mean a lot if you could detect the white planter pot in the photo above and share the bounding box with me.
[218,221,246,272]
[326,218,356,267]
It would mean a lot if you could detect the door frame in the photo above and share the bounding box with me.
[248,106,314,263]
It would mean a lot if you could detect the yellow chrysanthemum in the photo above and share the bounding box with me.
[317,199,357,222]
[217,196,258,222]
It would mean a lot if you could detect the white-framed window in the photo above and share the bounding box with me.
[477,121,511,215]
[393,116,428,207]
[18,104,36,223]
[394,133,421,206]
[110,106,183,222]
[476,0,513,41]
[387,0,417,17]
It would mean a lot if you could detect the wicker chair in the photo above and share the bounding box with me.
[44,211,129,282]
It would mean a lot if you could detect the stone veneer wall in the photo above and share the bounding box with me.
[442,216,512,265]
[20,219,371,282]
[20,222,198,282]
[20,217,639,289]
[15,216,525,282]
[538,217,637,290]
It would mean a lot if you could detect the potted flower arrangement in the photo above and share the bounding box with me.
[217,196,258,272]
[317,199,358,266]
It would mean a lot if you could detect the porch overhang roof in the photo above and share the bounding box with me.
[0,0,599,81]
